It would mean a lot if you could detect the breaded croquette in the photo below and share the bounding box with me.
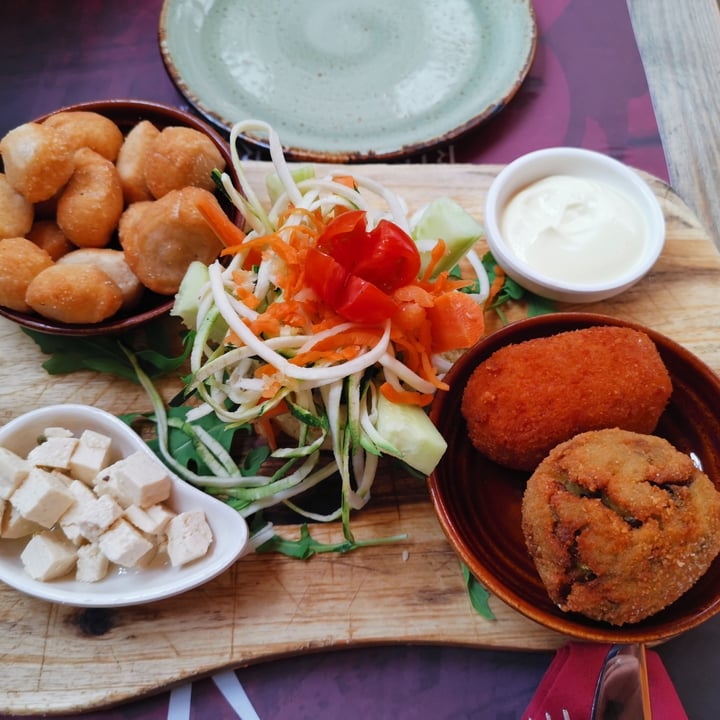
[0,237,53,312]
[57,248,143,310]
[115,119,160,204]
[119,187,223,295]
[143,126,225,198]
[461,326,672,471]
[43,110,124,161]
[25,263,123,324]
[0,173,34,239]
[522,428,720,625]
[56,147,124,248]
[0,122,74,203]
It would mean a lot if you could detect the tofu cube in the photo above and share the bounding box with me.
[20,531,77,581]
[10,467,75,528]
[99,519,154,568]
[76,494,123,542]
[0,447,30,500]
[93,465,128,507]
[110,451,171,508]
[69,430,112,485]
[166,511,213,567]
[27,436,78,471]
[124,503,175,536]
[43,427,74,438]
[1,503,43,538]
[76,543,110,583]
[59,480,97,544]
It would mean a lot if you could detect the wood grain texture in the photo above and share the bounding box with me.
[1,162,719,715]
[627,0,720,248]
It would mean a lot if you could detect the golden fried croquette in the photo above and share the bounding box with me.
[0,237,53,312]
[56,147,124,248]
[119,187,223,295]
[0,122,74,203]
[57,248,143,310]
[461,326,672,471]
[26,220,74,261]
[115,119,160,204]
[143,126,225,198]
[25,263,123,324]
[43,110,124,161]
[522,428,720,625]
[0,173,34,239]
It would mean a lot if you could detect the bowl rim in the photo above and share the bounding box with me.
[428,311,720,643]
[483,147,666,297]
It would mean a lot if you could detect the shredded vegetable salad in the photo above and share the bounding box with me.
[153,119,501,544]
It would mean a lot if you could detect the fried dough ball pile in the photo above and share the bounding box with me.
[522,428,720,625]
[461,326,672,471]
[0,110,227,324]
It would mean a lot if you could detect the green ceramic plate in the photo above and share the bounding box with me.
[159,0,537,162]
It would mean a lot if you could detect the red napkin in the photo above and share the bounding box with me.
[523,642,687,719]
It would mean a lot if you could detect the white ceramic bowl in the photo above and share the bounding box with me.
[484,147,666,303]
[0,404,249,606]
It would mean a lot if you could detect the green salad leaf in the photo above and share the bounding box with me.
[462,562,495,620]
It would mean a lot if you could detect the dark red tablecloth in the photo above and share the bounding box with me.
[2,1,711,719]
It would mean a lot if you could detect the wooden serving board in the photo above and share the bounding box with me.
[1,163,719,716]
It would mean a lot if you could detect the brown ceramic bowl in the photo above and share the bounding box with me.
[428,312,720,643]
[0,99,237,336]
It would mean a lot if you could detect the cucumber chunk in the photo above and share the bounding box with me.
[376,393,447,476]
[412,197,483,277]
[266,164,316,205]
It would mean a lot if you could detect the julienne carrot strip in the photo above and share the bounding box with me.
[196,192,247,247]
[252,395,291,451]
[420,238,447,282]
[485,264,506,308]
[379,382,434,408]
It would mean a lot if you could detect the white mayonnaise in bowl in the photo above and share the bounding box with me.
[484,147,666,303]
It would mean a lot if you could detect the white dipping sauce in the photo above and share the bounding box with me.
[500,175,648,284]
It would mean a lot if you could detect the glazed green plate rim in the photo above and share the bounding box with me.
[158,0,537,162]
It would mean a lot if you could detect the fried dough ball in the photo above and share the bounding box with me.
[461,326,672,471]
[43,111,124,161]
[56,147,124,248]
[0,237,53,312]
[143,126,225,198]
[522,428,720,625]
[57,248,143,310]
[26,220,74,260]
[119,187,224,295]
[25,263,123,324]
[0,122,74,203]
[115,119,160,204]
[0,174,34,239]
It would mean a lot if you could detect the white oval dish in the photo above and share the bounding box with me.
[484,147,666,303]
[0,404,249,607]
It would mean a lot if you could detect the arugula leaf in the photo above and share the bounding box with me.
[257,524,355,559]
[23,322,190,380]
[461,562,495,620]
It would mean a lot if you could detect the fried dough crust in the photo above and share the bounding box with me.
[522,428,720,625]
[461,326,672,471]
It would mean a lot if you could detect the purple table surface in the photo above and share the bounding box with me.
[0,1,717,719]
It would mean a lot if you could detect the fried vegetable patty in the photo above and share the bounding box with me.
[461,326,672,471]
[522,428,720,625]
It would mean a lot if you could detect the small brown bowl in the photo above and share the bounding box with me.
[428,312,720,643]
[0,99,237,337]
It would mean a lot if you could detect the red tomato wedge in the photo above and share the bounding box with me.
[307,211,421,324]
[317,212,421,293]
[305,247,397,324]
